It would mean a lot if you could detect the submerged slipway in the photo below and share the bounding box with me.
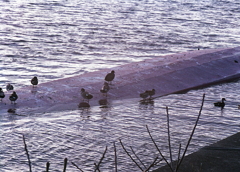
[1,47,240,112]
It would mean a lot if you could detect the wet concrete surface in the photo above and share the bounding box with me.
[1,47,239,113]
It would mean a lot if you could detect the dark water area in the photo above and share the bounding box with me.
[0,0,240,171]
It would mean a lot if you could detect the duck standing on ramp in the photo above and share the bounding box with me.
[9,91,18,104]
[81,88,93,103]
[105,70,115,85]
[0,88,5,101]
[146,89,155,99]
[6,83,14,91]
[31,76,38,87]
[140,91,149,101]
[100,82,110,97]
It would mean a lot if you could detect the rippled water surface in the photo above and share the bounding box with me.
[0,80,239,171]
[0,0,240,171]
[1,0,240,87]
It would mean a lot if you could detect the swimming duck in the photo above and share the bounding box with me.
[214,98,226,109]
[81,88,93,102]
[100,82,110,96]
[146,89,155,99]
[6,83,14,91]
[31,76,38,87]
[9,91,18,104]
[105,70,115,84]
[140,91,149,100]
[0,88,5,101]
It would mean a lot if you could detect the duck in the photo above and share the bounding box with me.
[100,82,110,96]
[6,83,14,91]
[214,98,226,109]
[31,76,38,87]
[81,88,93,103]
[105,70,115,84]
[146,89,155,99]
[140,91,149,100]
[0,88,5,101]
[9,91,18,104]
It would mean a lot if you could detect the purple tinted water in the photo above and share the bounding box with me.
[0,0,240,171]
[0,0,240,87]
[0,80,239,171]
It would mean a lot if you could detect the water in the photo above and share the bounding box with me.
[0,0,240,171]
[0,80,239,171]
[1,0,240,87]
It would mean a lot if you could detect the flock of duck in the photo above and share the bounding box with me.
[0,70,237,110]
[0,76,38,104]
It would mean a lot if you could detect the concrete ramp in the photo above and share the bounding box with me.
[1,47,239,112]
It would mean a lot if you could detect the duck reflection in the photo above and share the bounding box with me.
[31,88,38,94]
[79,107,91,120]
[98,98,110,109]
[139,99,154,109]
[78,101,90,108]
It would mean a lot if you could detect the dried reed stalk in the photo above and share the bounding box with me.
[46,162,50,172]
[94,146,108,172]
[63,158,68,172]
[22,134,32,172]
[71,162,84,172]
[175,143,181,172]
[166,106,173,168]
[130,146,147,169]
[146,125,174,172]
[119,139,143,171]
[144,156,159,172]
[114,142,118,172]
[176,94,205,171]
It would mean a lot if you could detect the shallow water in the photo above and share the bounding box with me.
[0,0,240,171]
[0,80,239,171]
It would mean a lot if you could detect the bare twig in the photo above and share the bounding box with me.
[175,144,181,172]
[71,162,84,172]
[144,156,159,172]
[176,94,205,171]
[166,106,173,168]
[94,146,108,172]
[22,134,32,172]
[46,162,50,172]
[154,158,163,166]
[94,163,100,172]
[63,158,68,172]
[114,142,117,172]
[146,125,173,172]
[130,146,147,169]
[119,139,144,171]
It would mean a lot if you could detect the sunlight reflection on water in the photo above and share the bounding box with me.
[0,80,239,171]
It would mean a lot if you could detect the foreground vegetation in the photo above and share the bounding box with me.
[22,94,205,172]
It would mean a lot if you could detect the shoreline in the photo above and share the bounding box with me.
[0,46,239,113]
[153,132,240,172]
